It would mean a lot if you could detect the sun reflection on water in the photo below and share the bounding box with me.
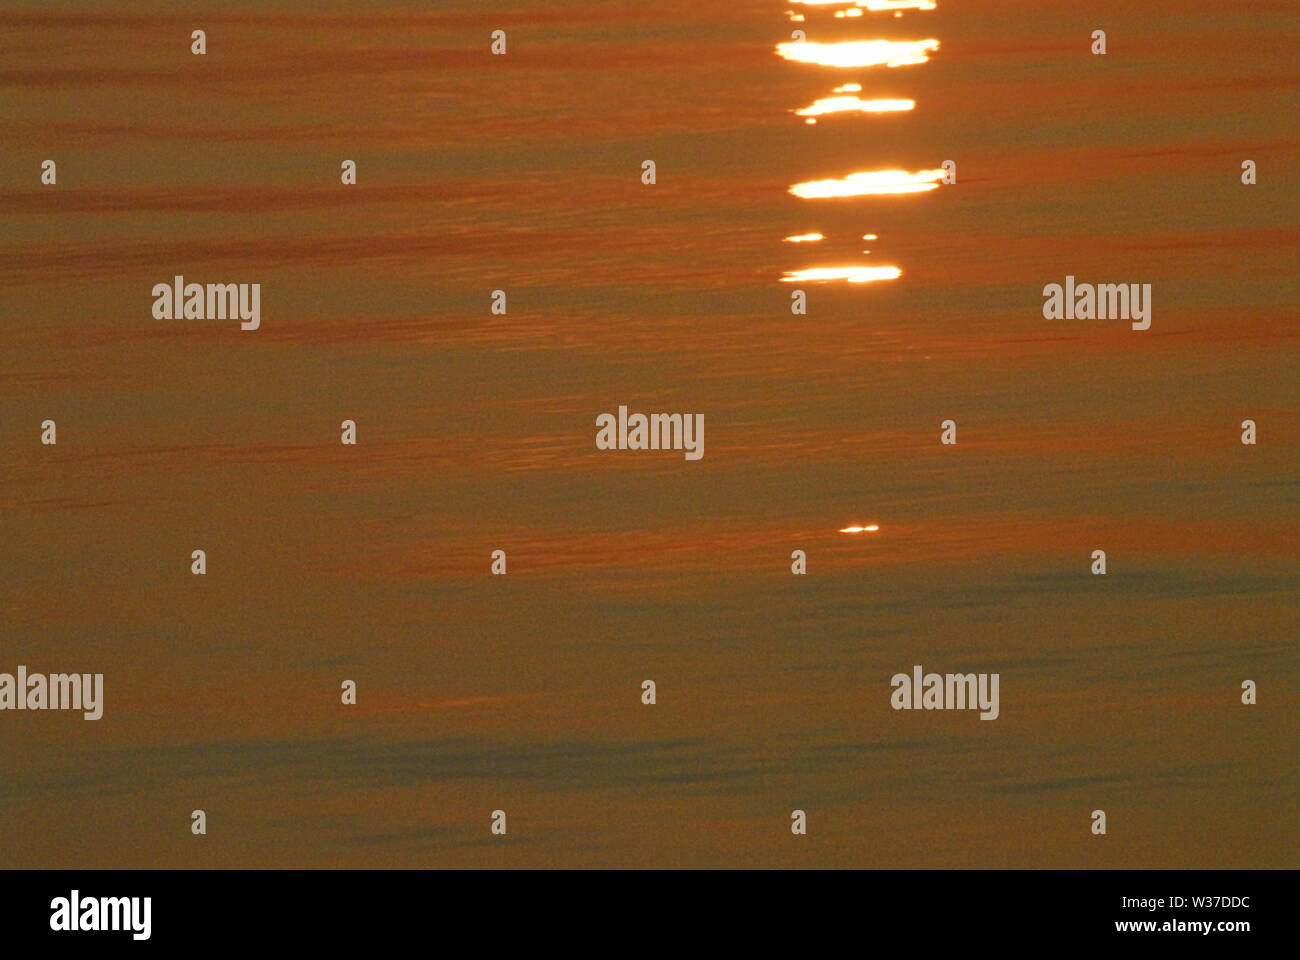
[778,2,939,283]
[776,39,938,68]
[781,266,901,283]
[789,168,944,198]
[795,96,915,118]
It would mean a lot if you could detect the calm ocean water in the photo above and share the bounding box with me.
[1,0,1296,867]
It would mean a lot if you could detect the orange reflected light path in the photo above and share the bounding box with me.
[789,168,944,198]
[796,96,915,117]
[776,39,938,68]
[781,267,901,283]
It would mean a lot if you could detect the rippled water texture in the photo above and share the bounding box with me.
[0,0,1296,868]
